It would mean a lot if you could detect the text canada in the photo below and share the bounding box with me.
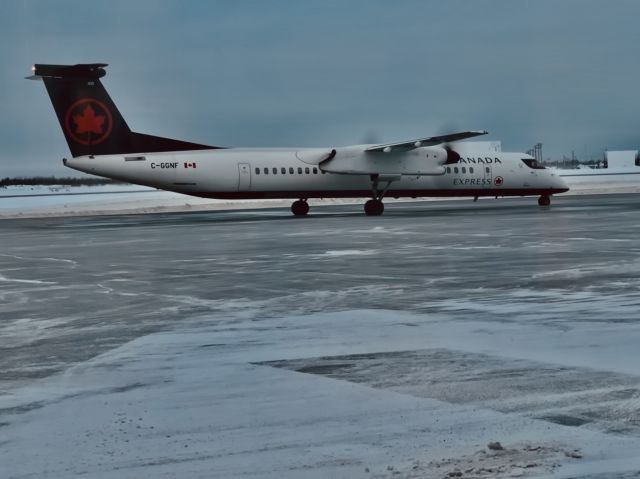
[459,157,502,164]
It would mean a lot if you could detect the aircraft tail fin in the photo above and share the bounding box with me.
[28,63,220,157]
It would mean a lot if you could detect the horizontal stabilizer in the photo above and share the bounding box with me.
[27,63,108,80]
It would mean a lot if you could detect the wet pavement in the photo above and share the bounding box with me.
[1,194,640,391]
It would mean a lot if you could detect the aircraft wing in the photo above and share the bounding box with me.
[365,130,488,153]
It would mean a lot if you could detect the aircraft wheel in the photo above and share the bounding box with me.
[364,199,384,216]
[538,195,551,207]
[291,200,309,216]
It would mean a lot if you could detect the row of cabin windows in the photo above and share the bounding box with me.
[255,166,325,175]
[446,166,474,174]
[255,165,490,176]
[255,166,491,175]
[445,166,491,174]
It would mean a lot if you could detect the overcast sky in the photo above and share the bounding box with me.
[1,0,640,176]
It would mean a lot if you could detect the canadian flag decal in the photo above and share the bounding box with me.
[184,162,197,169]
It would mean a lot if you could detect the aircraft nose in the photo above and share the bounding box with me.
[552,173,569,193]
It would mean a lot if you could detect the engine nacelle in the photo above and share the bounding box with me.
[321,146,448,176]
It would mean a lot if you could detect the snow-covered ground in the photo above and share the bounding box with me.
[2,193,640,478]
[553,170,640,196]
[3,310,640,478]
[0,184,277,218]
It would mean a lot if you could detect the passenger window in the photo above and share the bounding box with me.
[255,168,260,174]
[281,167,286,174]
[454,167,459,174]
[272,168,277,174]
[462,167,466,174]
[305,167,310,174]
[470,167,474,173]
[289,167,294,174]
[298,167,303,174]
[446,167,451,174]
[264,168,269,175]
[486,167,490,173]
[313,167,318,174]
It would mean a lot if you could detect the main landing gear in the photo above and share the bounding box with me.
[363,174,395,216]
[364,199,384,216]
[291,199,309,216]
[538,195,551,207]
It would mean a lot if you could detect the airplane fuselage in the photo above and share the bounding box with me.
[64,148,567,200]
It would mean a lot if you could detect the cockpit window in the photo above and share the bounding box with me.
[521,158,545,169]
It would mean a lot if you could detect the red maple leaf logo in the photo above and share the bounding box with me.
[73,105,105,135]
[64,98,113,145]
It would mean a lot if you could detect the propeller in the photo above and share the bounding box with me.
[444,144,461,164]
[437,123,463,164]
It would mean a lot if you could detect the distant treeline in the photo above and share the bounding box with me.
[0,177,128,187]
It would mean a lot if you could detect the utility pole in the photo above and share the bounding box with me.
[536,143,543,163]
[529,143,543,163]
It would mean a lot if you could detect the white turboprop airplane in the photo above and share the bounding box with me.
[29,63,568,215]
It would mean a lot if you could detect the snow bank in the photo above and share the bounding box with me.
[0,185,313,218]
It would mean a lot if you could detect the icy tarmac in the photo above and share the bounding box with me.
[2,194,640,478]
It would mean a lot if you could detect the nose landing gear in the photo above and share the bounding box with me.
[291,199,309,216]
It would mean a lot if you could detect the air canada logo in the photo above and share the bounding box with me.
[64,98,113,145]
[494,176,504,186]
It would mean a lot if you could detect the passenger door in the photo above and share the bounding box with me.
[483,164,492,189]
[238,163,251,191]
